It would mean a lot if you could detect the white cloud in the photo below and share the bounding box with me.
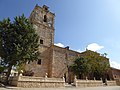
[87,43,104,51]
[54,43,64,47]
[110,60,120,69]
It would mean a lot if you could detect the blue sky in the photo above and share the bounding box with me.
[0,0,120,69]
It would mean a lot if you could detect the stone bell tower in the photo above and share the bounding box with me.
[30,4,55,53]
[25,5,55,77]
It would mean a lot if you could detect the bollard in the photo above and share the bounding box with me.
[45,73,48,78]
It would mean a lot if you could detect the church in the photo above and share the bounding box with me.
[25,5,84,83]
[25,5,118,83]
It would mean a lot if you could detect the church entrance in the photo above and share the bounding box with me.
[64,67,74,84]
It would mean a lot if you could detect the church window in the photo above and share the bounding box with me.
[44,15,47,22]
[40,39,43,44]
[37,59,41,65]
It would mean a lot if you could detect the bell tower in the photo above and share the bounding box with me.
[30,5,55,53]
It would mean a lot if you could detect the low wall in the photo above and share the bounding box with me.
[9,76,18,86]
[0,76,6,83]
[9,76,65,88]
[74,77,117,87]
[107,80,116,86]
[115,79,120,86]
[74,79,103,87]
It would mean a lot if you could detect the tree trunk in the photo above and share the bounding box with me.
[5,64,13,85]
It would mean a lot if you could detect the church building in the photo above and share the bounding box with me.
[25,5,82,83]
[25,5,113,83]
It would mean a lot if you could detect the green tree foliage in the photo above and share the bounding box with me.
[0,58,6,73]
[70,56,90,79]
[0,67,5,74]
[71,50,110,80]
[14,63,25,75]
[0,14,39,83]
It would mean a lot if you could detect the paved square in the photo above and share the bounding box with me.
[0,86,120,90]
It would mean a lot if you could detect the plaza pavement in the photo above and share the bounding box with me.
[0,86,120,90]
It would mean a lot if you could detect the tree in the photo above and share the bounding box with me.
[80,50,110,80]
[70,56,90,79]
[0,14,39,84]
[0,58,6,74]
[70,50,110,80]
[14,63,25,75]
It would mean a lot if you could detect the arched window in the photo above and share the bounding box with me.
[44,15,47,22]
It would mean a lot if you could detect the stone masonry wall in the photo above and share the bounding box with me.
[74,80,103,87]
[115,79,120,86]
[25,47,52,77]
[10,76,65,88]
[25,5,55,78]
[74,77,117,87]
[52,46,66,78]
[30,5,55,50]
[52,45,80,81]
[107,80,117,86]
